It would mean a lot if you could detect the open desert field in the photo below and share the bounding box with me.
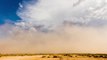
[0,54,107,60]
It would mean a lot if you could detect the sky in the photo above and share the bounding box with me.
[0,0,23,24]
[1,0,107,54]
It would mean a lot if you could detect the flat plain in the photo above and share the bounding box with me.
[0,54,107,60]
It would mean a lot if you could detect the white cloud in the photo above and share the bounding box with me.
[17,0,107,31]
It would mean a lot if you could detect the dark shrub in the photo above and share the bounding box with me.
[53,56,58,58]
[42,56,46,58]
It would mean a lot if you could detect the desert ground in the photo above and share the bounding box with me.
[0,54,107,60]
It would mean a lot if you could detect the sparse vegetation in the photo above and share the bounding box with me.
[42,56,46,58]
[53,56,58,58]
[0,53,107,60]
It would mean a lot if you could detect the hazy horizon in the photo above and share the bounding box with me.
[1,0,107,54]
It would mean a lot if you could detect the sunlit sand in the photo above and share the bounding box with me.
[0,54,107,60]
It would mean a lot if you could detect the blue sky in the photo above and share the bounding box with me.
[0,0,23,24]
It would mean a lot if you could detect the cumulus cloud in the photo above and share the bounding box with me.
[1,0,107,54]
[17,0,107,31]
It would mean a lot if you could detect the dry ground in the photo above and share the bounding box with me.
[0,54,107,60]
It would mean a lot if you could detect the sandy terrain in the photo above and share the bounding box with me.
[0,56,59,60]
[0,56,107,60]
